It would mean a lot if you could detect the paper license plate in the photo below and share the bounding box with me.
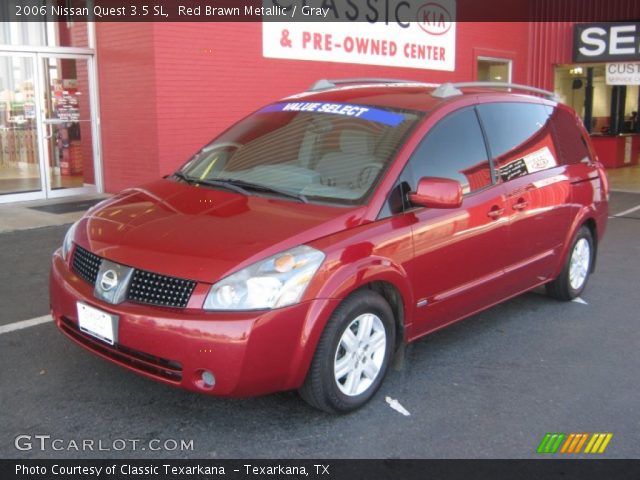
[77,302,118,345]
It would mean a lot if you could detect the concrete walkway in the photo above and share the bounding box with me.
[606,164,640,194]
[0,194,110,234]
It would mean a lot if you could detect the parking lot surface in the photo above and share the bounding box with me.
[1,192,639,459]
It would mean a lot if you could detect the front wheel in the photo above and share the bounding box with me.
[299,290,396,413]
[546,226,594,301]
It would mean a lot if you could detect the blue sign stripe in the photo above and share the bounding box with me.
[259,102,406,126]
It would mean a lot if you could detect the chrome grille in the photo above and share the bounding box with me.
[127,269,196,309]
[71,245,103,285]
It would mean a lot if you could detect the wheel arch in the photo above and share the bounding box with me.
[554,209,599,280]
[284,260,413,390]
[362,280,406,350]
[582,217,598,273]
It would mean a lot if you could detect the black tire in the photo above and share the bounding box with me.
[546,226,594,301]
[299,290,396,414]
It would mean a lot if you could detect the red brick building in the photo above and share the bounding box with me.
[0,0,638,203]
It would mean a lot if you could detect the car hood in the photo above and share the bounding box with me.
[75,179,366,283]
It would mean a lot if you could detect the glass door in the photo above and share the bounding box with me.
[0,52,99,203]
[0,52,43,200]
[40,54,97,197]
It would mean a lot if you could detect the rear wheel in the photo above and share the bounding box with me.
[299,290,395,413]
[546,226,594,301]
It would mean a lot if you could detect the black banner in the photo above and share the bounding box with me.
[2,0,640,23]
[3,459,640,480]
[574,23,640,62]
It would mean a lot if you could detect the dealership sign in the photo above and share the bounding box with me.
[262,0,456,71]
[606,62,640,85]
[574,23,640,62]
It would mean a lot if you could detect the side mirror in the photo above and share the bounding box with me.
[408,177,463,209]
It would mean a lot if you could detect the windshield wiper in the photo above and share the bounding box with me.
[215,178,308,204]
[172,171,195,184]
[192,178,251,196]
[172,173,307,203]
[173,172,250,195]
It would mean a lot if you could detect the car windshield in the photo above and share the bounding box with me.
[176,101,423,205]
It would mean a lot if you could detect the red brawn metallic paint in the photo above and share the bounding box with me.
[50,83,608,404]
[409,177,463,208]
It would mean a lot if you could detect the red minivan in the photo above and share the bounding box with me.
[50,80,608,412]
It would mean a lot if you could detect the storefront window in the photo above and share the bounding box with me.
[477,58,511,83]
[623,86,639,133]
[0,55,40,195]
[590,66,611,134]
[555,65,640,135]
[554,66,588,118]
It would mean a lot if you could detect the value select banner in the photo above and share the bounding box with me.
[262,0,456,71]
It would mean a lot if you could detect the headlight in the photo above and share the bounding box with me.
[61,221,79,261]
[204,245,325,310]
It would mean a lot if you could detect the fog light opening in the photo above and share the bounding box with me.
[202,370,215,387]
[195,369,216,390]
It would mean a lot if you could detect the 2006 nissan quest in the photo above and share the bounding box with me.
[50,79,608,413]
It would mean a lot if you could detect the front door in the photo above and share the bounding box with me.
[403,106,510,336]
[0,52,98,203]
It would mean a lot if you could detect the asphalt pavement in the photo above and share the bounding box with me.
[0,193,639,459]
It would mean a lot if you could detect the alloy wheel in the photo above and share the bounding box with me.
[333,313,387,397]
[569,238,590,291]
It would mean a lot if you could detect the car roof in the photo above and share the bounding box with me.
[282,81,559,113]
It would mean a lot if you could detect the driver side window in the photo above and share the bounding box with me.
[406,107,492,195]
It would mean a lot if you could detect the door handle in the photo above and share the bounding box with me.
[512,198,528,211]
[487,206,505,219]
[42,119,66,139]
[43,123,54,139]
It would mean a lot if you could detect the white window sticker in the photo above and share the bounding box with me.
[522,146,557,174]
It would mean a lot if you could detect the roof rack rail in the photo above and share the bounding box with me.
[431,82,560,101]
[308,78,420,91]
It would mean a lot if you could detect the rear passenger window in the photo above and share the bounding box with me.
[478,102,554,182]
[549,106,591,165]
[406,107,491,195]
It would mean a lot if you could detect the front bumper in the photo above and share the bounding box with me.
[49,250,337,397]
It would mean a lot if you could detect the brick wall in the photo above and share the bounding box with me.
[96,22,530,192]
[96,23,159,192]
